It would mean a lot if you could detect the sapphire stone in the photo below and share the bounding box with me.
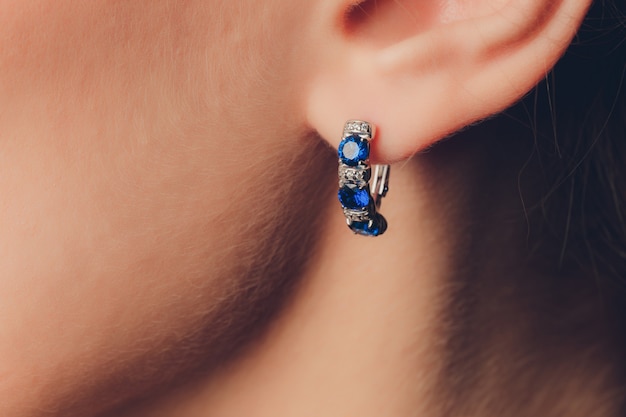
[338,184,370,210]
[338,135,369,166]
[350,221,381,236]
[350,215,387,237]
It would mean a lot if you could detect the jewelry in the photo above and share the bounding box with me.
[337,120,389,237]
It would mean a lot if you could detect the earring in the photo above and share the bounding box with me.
[337,120,389,237]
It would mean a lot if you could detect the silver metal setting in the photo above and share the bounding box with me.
[338,165,370,187]
[371,164,389,208]
[337,120,390,236]
[344,120,373,136]
[343,209,370,222]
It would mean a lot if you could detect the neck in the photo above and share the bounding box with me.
[114,129,622,417]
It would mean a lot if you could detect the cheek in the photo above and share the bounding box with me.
[0,0,328,413]
[0,83,334,417]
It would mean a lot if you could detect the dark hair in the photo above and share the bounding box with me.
[512,0,625,311]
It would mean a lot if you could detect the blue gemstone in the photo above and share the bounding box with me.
[338,135,369,166]
[350,221,381,236]
[350,215,387,236]
[338,184,371,210]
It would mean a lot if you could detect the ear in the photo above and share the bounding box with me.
[305,0,592,163]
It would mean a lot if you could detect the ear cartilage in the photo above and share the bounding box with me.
[337,120,389,237]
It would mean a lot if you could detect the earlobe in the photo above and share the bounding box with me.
[305,0,592,164]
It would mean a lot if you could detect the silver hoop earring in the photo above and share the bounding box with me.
[337,120,389,237]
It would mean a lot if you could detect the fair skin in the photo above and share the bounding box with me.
[1,1,614,416]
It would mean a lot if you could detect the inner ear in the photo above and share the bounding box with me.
[342,0,437,47]
[342,0,509,47]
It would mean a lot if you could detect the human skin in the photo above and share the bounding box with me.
[0,1,333,414]
[0,0,613,416]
